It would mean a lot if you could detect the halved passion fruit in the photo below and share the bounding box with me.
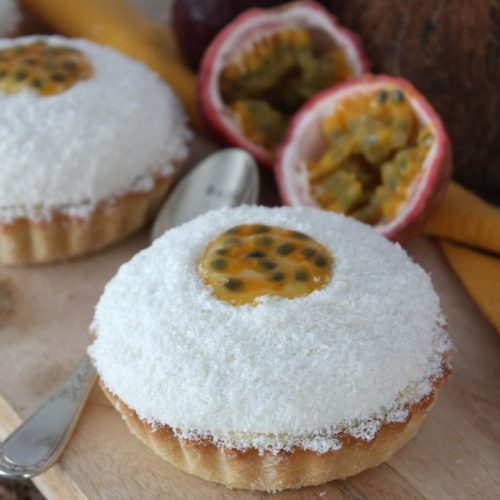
[275,75,452,242]
[199,0,368,166]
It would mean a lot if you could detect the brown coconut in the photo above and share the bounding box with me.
[330,0,500,202]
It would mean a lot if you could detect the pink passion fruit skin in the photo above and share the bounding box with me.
[275,75,452,243]
[198,0,369,167]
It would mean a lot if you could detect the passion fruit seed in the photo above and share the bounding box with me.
[314,255,328,268]
[269,271,286,282]
[376,90,388,104]
[294,269,309,281]
[199,224,333,305]
[211,258,228,270]
[288,230,311,240]
[301,247,317,258]
[259,261,277,271]
[251,224,272,233]
[219,28,352,152]
[307,87,434,225]
[276,243,295,255]
[0,42,93,97]
[224,278,244,291]
[246,251,265,258]
[393,89,405,103]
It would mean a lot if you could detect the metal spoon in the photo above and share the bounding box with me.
[151,148,259,240]
[0,148,259,480]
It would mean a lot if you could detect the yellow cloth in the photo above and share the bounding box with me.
[23,0,203,130]
[425,183,500,331]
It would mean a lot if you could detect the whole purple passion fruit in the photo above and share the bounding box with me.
[173,0,293,69]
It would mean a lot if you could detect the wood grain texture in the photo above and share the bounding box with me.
[1,235,499,499]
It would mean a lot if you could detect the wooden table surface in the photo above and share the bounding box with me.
[1,233,499,500]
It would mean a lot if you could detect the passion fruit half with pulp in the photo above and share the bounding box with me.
[275,75,452,242]
[199,0,368,166]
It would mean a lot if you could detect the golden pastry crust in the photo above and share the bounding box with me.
[0,173,175,265]
[101,369,449,492]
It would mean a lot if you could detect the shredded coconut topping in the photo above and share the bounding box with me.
[0,36,191,220]
[89,207,452,453]
[0,0,20,37]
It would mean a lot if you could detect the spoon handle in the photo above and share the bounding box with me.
[0,355,96,479]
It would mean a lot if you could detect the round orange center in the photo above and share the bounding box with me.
[0,42,93,97]
[199,224,333,305]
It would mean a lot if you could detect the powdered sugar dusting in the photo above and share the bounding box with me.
[0,0,20,37]
[0,36,191,220]
[90,207,452,453]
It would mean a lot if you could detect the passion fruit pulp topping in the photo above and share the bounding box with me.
[0,42,93,97]
[199,224,333,305]
[220,28,352,152]
[307,88,434,224]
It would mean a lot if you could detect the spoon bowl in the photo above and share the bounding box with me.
[152,148,259,240]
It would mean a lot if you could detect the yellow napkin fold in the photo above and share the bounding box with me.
[425,183,500,331]
[23,0,203,130]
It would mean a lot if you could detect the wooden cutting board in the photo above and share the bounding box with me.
[1,234,499,500]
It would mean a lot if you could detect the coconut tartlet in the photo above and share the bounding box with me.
[89,206,453,491]
[0,0,21,37]
[0,35,191,264]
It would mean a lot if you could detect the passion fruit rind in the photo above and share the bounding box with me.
[199,224,333,305]
[0,41,93,97]
[275,75,452,243]
[199,0,368,167]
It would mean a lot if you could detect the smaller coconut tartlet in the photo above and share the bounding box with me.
[0,35,191,264]
[0,0,21,37]
[89,206,453,492]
